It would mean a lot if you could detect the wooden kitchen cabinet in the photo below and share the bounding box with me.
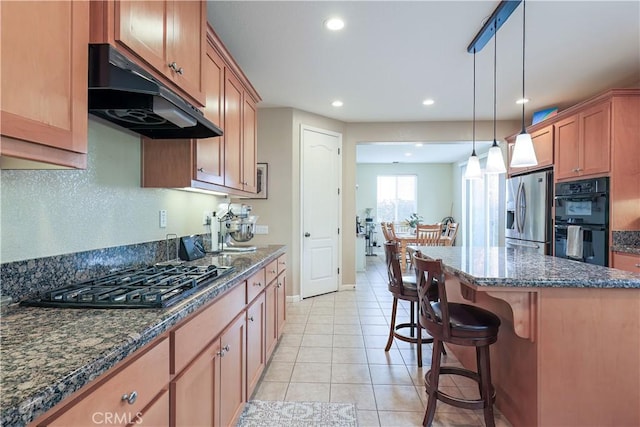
[195,42,226,186]
[1,1,88,169]
[219,314,246,427]
[507,125,554,176]
[36,337,170,426]
[171,312,245,427]
[92,0,206,106]
[612,252,640,274]
[141,41,226,191]
[266,255,287,359]
[140,24,261,197]
[246,293,266,398]
[554,100,611,181]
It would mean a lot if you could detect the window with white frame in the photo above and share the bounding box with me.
[376,175,417,223]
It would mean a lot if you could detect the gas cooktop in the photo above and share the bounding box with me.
[20,264,235,309]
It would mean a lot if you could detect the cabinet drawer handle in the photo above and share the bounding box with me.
[168,61,178,71]
[198,167,204,172]
[276,282,282,288]
[249,316,255,322]
[176,67,184,75]
[121,391,138,405]
[253,281,262,287]
[223,344,230,352]
[270,269,277,274]
[635,264,640,268]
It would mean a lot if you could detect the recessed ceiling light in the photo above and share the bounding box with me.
[422,99,435,106]
[516,98,530,104]
[404,152,413,157]
[415,143,423,147]
[324,18,345,31]
[332,100,343,107]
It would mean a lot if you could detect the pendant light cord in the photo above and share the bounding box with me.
[472,48,476,156]
[521,0,527,132]
[493,20,497,143]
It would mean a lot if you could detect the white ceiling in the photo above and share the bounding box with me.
[207,1,640,163]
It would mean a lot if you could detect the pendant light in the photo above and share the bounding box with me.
[510,0,538,167]
[465,49,482,180]
[486,19,506,174]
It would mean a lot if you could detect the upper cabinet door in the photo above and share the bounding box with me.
[1,1,89,168]
[111,0,205,106]
[115,1,167,75]
[242,97,257,193]
[579,101,611,177]
[166,1,206,103]
[554,114,581,180]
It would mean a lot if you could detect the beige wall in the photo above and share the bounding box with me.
[1,119,224,263]
[255,109,518,292]
[253,108,345,298]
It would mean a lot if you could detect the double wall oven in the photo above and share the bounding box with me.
[554,177,609,266]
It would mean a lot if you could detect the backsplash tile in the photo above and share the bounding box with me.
[612,231,640,248]
[0,236,204,302]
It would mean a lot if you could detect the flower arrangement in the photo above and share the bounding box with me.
[405,213,423,228]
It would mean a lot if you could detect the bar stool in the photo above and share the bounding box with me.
[383,241,437,367]
[413,254,501,427]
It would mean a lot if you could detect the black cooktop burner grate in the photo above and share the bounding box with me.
[20,264,235,309]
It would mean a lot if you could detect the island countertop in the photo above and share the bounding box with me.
[0,245,286,427]
[409,245,640,427]
[409,245,640,288]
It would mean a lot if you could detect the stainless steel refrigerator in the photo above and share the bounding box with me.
[505,169,553,255]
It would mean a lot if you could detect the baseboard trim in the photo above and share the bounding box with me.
[288,285,356,303]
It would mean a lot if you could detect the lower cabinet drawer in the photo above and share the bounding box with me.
[40,337,169,427]
[172,283,246,374]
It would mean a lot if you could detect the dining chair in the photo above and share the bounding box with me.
[415,223,443,246]
[441,223,459,246]
[380,222,391,241]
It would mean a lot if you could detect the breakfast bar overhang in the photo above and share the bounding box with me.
[411,246,640,427]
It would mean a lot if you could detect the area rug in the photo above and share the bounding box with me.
[236,400,358,427]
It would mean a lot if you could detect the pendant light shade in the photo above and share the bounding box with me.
[485,19,506,174]
[510,0,538,168]
[466,154,482,179]
[465,49,483,180]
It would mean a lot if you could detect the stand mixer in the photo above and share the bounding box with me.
[214,203,258,252]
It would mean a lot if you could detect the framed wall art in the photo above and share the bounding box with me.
[253,163,268,199]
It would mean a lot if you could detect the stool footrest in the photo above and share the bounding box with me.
[392,322,434,346]
[425,366,496,411]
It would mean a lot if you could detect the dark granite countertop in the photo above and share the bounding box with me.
[411,246,640,288]
[0,245,286,427]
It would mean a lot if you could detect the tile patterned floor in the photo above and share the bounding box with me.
[251,250,513,427]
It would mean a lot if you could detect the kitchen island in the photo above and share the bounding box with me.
[412,246,640,427]
[0,245,286,426]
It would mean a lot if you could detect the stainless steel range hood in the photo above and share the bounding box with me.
[88,44,223,139]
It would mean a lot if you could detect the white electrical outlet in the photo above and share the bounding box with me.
[159,210,167,228]
[255,225,268,234]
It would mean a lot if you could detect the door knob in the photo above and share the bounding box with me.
[304,232,311,237]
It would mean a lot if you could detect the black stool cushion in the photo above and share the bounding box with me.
[431,302,501,335]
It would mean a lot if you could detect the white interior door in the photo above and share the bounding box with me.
[301,125,341,299]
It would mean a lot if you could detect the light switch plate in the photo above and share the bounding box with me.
[159,210,167,228]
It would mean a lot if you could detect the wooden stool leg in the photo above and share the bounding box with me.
[423,340,442,426]
[477,345,496,427]
[410,301,415,337]
[416,302,422,368]
[385,297,398,351]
